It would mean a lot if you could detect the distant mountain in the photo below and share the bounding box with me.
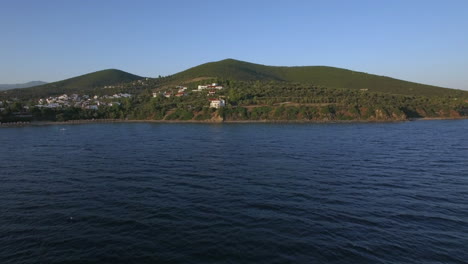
[2,69,143,99]
[168,59,465,97]
[0,81,47,90]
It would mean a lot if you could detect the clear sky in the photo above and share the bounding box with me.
[1,0,468,90]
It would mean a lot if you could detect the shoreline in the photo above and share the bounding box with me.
[1,116,467,127]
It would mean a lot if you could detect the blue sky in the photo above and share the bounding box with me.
[1,0,468,90]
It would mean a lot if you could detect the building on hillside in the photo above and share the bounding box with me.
[86,105,99,110]
[209,98,225,109]
[198,83,224,91]
[177,86,187,92]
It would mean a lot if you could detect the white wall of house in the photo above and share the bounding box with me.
[210,99,225,109]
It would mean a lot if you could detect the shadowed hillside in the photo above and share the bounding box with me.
[2,69,143,99]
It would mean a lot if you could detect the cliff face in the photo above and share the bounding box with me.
[371,109,407,121]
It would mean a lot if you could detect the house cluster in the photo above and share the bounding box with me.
[130,78,150,87]
[153,83,225,98]
[199,83,225,108]
[153,86,188,98]
[104,78,150,89]
[151,83,226,109]
[197,83,224,91]
[35,93,131,109]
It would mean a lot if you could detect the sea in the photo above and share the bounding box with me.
[0,120,467,264]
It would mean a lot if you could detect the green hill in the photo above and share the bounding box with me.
[2,69,143,99]
[170,59,466,97]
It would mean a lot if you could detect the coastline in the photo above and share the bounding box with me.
[1,116,467,127]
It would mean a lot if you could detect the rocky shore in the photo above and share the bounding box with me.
[1,116,467,128]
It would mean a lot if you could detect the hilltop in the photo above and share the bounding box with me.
[168,59,466,98]
[1,69,143,99]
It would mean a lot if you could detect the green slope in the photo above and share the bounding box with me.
[2,69,143,99]
[171,59,466,97]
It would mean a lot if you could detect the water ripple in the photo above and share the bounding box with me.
[1,120,468,263]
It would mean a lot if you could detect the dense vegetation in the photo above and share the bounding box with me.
[2,80,467,123]
[163,59,466,97]
[1,59,467,123]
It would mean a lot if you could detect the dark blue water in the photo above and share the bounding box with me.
[1,120,467,263]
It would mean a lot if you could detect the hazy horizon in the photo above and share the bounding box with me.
[1,0,467,90]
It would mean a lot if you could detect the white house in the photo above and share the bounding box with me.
[210,83,224,89]
[177,86,187,92]
[209,99,225,109]
[198,83,224,90]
